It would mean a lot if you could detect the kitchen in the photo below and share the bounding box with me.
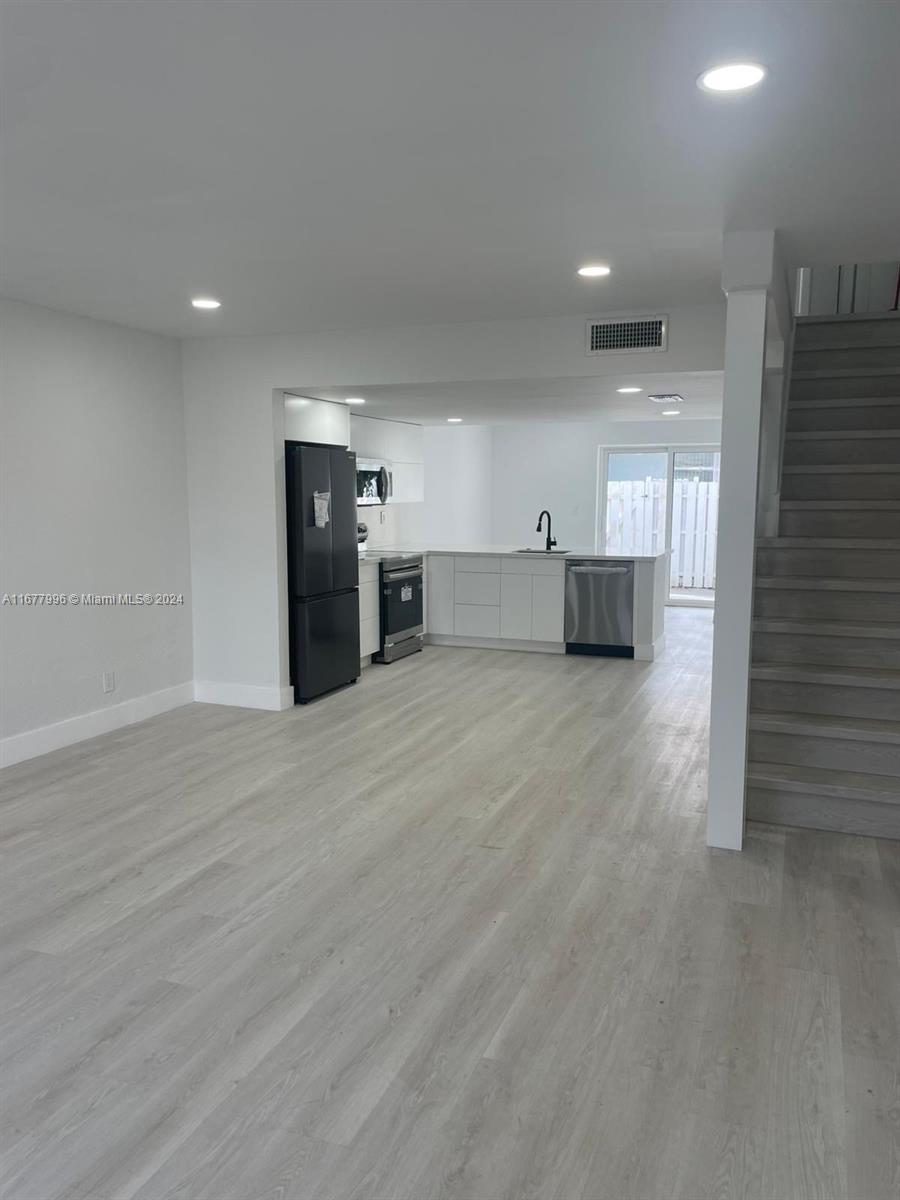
[284,389,717,702]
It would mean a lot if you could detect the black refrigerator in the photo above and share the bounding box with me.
[285,441,360,703]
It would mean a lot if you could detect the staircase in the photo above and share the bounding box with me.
[746,313,900,839]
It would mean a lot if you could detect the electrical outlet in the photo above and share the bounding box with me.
[102,670,116,694]
[379,509,386,525]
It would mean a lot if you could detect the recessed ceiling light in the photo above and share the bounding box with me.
[617,386,642,394]
[344,397,366,405]
[191,296,221,310]
[662,410,681,416]
[577,264,611,278]
[447,418,463,423]
[697,62,766,93]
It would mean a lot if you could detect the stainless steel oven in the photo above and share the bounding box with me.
[374,555,424,663]
[356,459,393,506]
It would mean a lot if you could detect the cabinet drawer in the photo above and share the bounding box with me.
[531,574,565,642]
[454,555,504,574]
[358,562,380,584]
[454,571,501,606]
[501,556,565,576]
[454,604,500,638]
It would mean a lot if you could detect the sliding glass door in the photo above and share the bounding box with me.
[603,451,669,556]
[599,446,720,604]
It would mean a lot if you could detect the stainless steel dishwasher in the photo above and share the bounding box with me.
[564,560,634,657]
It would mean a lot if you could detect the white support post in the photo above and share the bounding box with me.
[706,232,779,850]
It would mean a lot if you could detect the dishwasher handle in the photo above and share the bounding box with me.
[567,564,631,575]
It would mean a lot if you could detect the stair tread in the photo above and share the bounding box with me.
[791,367,900,379]
[747,760,900,804]
[749,709,900,744]
[752,616,900,638]
[780,499,900,510]
[782,463,900,474]
[757,536,900,549]
[751,662,900,690]
[789,396,900,409]
[786,428,900,440]
[756,575,900,592]
[796,314,900,326]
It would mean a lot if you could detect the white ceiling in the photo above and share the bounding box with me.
[296,371,723,425]
[3,0,899,339]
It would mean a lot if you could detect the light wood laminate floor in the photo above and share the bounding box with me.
[2,609,899,1200]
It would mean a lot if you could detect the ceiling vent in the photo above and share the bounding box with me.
[586,314,668,356]
[648,393,684,405]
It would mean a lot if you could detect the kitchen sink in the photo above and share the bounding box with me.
[515,548,570,554]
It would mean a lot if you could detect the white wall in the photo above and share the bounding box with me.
[181,303,725,701]
[0,299,192,763]
[423,425,494,545]
[490,418,722,549]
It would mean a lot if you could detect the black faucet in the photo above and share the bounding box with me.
[536,510,556,553]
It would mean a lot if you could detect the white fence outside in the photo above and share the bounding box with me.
[604,478,719,590]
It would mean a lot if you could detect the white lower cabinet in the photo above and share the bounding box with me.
[454,604,500,638]
[455,571,501,606]
[500,573,532,640]
[426,555,455,635]
[360,616,380,658]
[423,554,564,646]
[359,565,381,660]
[531,573,565,642]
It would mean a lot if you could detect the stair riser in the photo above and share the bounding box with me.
[753,632,900,670]
[787,403,900,433]
[755,588,900,622]
[781,472,900,500]
[746,789,900,838]
[795,319,900,352]
[756,545,900,578]
[778,509,900,538]
[794,346,900,372]
[751,679,900,722]
[790,374,900,402]
[748,730,900,776]
[784,436,900,467]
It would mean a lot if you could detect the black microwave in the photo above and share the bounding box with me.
[356,460,393,506]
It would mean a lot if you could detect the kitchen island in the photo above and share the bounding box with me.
[359,546,669,662]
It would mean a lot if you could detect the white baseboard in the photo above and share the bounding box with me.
[426,634,565,655]
[0,682,194,769]
[634,635,665,662]
[193,680,294,711]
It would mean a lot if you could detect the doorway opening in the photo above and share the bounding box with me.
[597,445,720,606]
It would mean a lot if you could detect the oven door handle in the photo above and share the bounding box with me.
[383,567,423,582]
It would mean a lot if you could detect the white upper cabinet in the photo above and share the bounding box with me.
[350,414,384,459]
[350,415,422,465]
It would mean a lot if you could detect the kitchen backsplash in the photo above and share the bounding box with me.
[359,502,425,548]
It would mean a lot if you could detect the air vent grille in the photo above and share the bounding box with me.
[586,315,667,355]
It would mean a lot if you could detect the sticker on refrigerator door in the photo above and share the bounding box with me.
[401,584,413,601]
[313,491,331,527]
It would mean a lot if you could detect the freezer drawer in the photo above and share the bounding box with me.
[291,589,360,702]
[564,560,634,653]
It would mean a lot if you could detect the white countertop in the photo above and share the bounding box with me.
[360,544,670,563]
